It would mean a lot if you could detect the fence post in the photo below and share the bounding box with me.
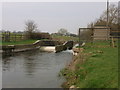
[15,33,16,42]
[5,31,10,42]
[79,28,81,49]
[7,31,10,42]
[20,34,22,40]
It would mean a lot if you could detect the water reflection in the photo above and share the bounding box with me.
[24,56,37,76]
[2,50,73,88]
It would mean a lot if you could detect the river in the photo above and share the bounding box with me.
[2,50,73,88]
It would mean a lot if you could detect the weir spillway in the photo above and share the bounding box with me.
[1,40,74,57]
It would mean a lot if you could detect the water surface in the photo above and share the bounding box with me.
[2,50,73,88]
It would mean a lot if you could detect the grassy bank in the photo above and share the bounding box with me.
[61,40,118,88]
[0,39,37,45]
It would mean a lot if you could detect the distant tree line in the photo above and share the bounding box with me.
[51,28,78,37]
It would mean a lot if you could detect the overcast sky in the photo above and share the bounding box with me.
[2,2,118,34]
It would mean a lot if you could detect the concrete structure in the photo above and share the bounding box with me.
[1,40,74,57]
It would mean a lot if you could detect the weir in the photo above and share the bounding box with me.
[1,40,74,56]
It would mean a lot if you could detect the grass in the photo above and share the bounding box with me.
[61,40,118,88]
[0,39,37,45]
[52,35,79,42]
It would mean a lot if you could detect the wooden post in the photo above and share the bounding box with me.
[8,31,11,42]
[20,34,22,41]
[91,28,94,44]
[15,33,16,42]
[111,37,115,48]
[79,28,81,50]
[107,0,109,27]
[107,0,109,40]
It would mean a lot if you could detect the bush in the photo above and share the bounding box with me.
[26,32,52,40]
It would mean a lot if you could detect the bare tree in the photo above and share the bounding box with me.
[93,4,118,28]
[99,4,118,25]
[85,4,119,40]
[25,20,38,39]
[118,2,120,28]
[88,4,118,29]
[87,22,94,28]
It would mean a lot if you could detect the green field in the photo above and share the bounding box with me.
[1,34,79,45]
[52,35,79,42]
[0,39,37,45]
[61,40,118,88]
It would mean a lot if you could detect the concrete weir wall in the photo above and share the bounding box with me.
[55,45,64,53]
[55,41,73,53]
[1,40,73,56]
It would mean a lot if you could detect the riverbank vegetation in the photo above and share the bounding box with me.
[61,40,118,88]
